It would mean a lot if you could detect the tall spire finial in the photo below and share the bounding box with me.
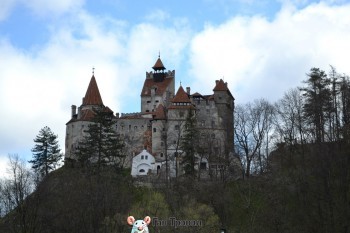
[92,67,95,76]
[158,51,160,58]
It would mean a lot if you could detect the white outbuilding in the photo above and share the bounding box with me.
[131,150,162,177]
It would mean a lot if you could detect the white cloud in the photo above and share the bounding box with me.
[0,9,192,165]
[189,2,350,104]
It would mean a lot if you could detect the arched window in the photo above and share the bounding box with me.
[139,169,145,173]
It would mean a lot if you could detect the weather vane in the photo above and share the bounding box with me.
[92,67,95,76]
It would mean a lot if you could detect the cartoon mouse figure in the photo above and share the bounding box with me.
[127,216,151,233]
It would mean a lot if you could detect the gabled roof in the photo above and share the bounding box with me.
[83,75,103,106]
[213,79,234,99]
[153,104,166,120]
[141,76,173,96]
[152,57,166,70]
[213,79,229,91]
[171,86,191,103]
[192,92,202,97]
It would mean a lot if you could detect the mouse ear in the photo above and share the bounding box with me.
[144,216,151,225]
[127,216,135,225]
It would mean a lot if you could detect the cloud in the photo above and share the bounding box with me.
[188,2,350,104]
[0,9,192,163]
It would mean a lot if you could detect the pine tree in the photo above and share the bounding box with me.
[75,110,125,171]
[180,110,198,176]
[301,68,332,143]
[29,126,62,177]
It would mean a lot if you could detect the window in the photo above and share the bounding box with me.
[160,153,164,157]
[200,162,206,170]
[141,155,144,160]
[147,101,151,103]
[153,128,157,133]
[139,169,145,173]
[145,156,148,160]
[155,100,159,103]
[146,110,149,112]
[129,125,131,131]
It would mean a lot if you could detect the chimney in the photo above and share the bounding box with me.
[186,87,190,95]
[215,80,219,85]
[71,105,77,118]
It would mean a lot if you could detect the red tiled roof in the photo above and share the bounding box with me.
[103,106,113,113]
[80,109,96,121]
[213,79,229,91]
[192,92,202,97]
[83,75,103,105]
[213,79,234,98]
[141,76,174,96]
[171,86,191,103]
[152,57,166,70]
[153,104,166,120]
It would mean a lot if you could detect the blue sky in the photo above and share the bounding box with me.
[1,0,350,176]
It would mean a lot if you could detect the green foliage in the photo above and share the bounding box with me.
[75,110,125,172]
[180,110,198,176]
[29,126,62,177]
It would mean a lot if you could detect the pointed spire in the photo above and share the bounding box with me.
[83,74,104,106]
[172,86,191,103]
[152,54,166,71]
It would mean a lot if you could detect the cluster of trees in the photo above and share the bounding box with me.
[235,66,350,177]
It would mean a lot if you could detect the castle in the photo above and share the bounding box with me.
[65,56,235,178]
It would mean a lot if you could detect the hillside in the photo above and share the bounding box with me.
[1,140,350,233]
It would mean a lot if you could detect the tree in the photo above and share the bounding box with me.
[29,126,62,177]
[180,110,198,177]
[0,154,39,233]
[300,68,332,143]
[234,99,274,178]
[76,110,125,172]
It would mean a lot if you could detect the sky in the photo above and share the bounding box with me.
[1,0,350,176]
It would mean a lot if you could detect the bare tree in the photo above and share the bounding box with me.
[0,154,38,233]
[234,99,274,177]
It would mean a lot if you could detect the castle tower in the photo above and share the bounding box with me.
[65,73,113,160]
[141,56,175,113]
[212,79,235,158]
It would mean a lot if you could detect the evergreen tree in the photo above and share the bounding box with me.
[29,126,62,177]
[300,68,332,143]
[180,110,198,176]
[76,110,125,171]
